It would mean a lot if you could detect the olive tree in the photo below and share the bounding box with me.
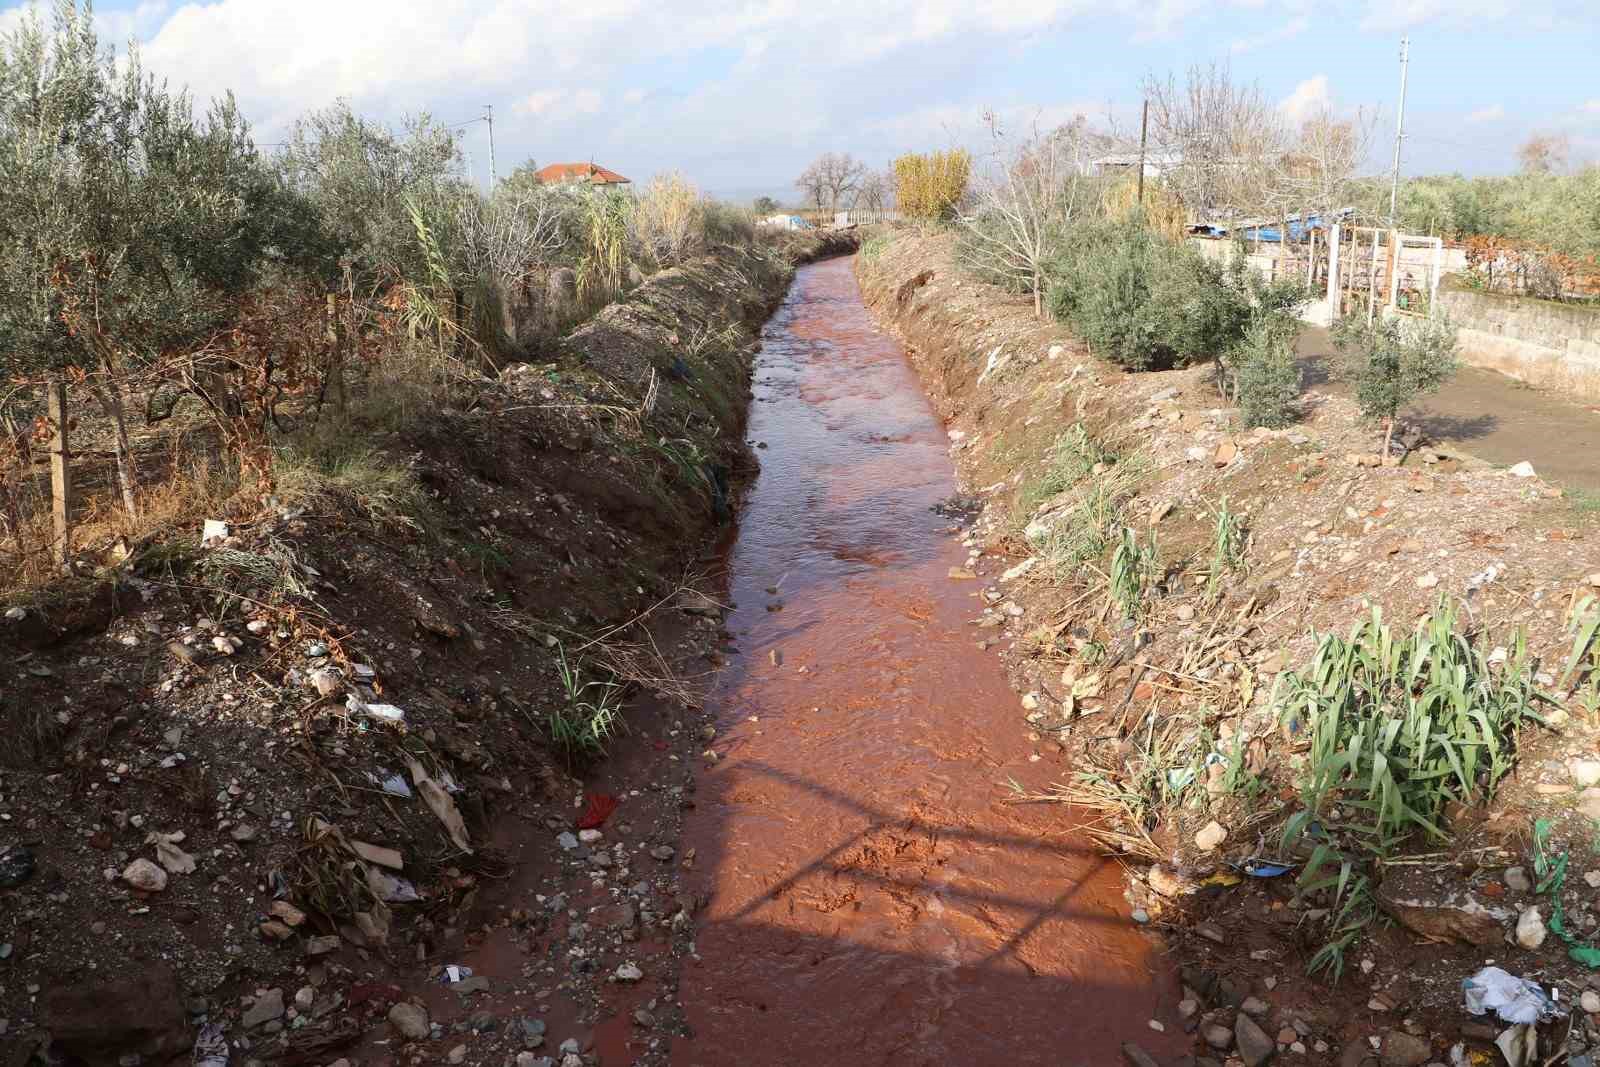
[1332,315,1459,455]
[0,0,277,517]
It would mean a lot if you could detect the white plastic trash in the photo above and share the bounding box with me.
[1462,966,1558,1024]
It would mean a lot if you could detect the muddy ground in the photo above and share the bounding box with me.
[857,228,1600,1067]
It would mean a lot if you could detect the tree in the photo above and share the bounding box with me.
[893,150,970,219]
[753,195,780,215]
[959,118,1095,317]
[1518,133,1570,175]
[853,169,893,214]
[1142,63,1288,224]
[795,152,866,213]
[0,0,279,518]
[1332,315,1459,455]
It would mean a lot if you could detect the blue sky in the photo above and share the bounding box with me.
[5,0,1598,200]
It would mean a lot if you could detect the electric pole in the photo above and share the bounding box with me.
[485,105,497,189]
[1387,35,1409,228]
[1136,99,1149,205]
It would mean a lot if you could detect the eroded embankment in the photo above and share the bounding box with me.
[856,229,1600,1066]
[0,235,851,1065]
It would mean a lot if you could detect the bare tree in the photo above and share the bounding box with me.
[796,152,866,213]
[1142,63,1288,224]
[853,168,893,214]
[959,115,1096,317]
[1518,133,1570,175]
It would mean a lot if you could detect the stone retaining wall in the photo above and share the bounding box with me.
[1439,286,1600,397]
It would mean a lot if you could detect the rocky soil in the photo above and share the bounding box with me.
[0,231,856,1067]
[858,228,1600,1067]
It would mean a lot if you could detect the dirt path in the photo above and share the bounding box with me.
[1297,325,1600,491]
[674,256,1177,1065]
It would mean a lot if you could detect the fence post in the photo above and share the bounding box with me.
[1326,224,1342,322]
[47,378,72,566]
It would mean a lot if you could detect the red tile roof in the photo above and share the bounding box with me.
[534,162,631,185]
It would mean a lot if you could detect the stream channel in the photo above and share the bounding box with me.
[674,254,1180,1066]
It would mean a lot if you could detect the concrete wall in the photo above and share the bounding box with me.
[1438,286,1600,397]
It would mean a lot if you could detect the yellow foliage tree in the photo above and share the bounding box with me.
[1101,178,1188,243]
[893,149,972,220]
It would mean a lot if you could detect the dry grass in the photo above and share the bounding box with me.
[632,171,706,270]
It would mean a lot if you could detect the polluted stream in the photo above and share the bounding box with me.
[675,255,1178,1066]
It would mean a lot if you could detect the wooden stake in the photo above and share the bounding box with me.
[47,378,72,566]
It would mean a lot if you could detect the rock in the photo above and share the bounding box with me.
[388,1001,430,1041]
[1203,1022,1234,1051]
[43,968,188,1063]
[1236,1013,1275,1065]
[0,845,35,888]
[615,962,644,982]
[270,900,307,927]
[1516,906,1547,949]
[120,858,168,892]
[1213,440,1238,467]
[448,1045,468,1064]
[1572,761,1600,788]
[1509,461,1537,478]
[258,920,295,941]
[350,840,404,870]
[947,567,977,580]
[650,845,676,861]
[1175,604,1195,621]
[1148,865,1194,897]
[517,1056,554,1067]
[557,832,579,851]
[1584,990,1600,1014]
[305,934,341,956]
[1122,1042,1162,1067]
[1503,866,1532,892]
[577,829,603,844]
[242,989,285,1029]
[1415,572,1439,589]
[1380,1030,1432,1066]
[1580,788,1600,822]
[1241,996,1270,1017]
[1195,820,1227,852]
[1378,865,1507,946]
[294,986,315,1011]
[309,668,343,696]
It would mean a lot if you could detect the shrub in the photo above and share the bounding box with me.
[1332,313,1459,453]
[702,200,756,247]
[893,149,971,220]
[631,171,705,269]
[1234,317,1303,428]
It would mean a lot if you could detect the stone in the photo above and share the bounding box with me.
[1572,761,1600,788]
[947,567,977,580]
[577,829,603,844]
[1194,820,1227,852]
[388,1001,430,1041]
[1213,440,1238,467]
[294,986,315,1011]
[1241,996,1271,1017]
[1175,604,1195,621]
[1235,1012,1275,1066]
[42,968,188,1063]
[1503,866,1532,892]
[615,962,644,982]
[349,840,403,870]
[120,858,168,892]
[1516,906,1547,950]
[650,845,676,861]
[1380,1030,1432,1066]
[448,1045,468,1064]
[1122,1042,1162,1067]
[305,934,341,956]
[1580,788,1600,822]
[516,1056,553,1067]
[270,900,308,927]
[1148,865,1194,897]
[557,832,579,851]
[1509,461,1537,478]
[1583,990,1600,1014]
[309,668,343,696]
[243,989,285,1029]
[1378,865,1507,946]
[1415,572,1439,590]
[1203,1023,1234,1051]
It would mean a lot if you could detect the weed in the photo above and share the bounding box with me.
[1037,482,1117,577]
[1296,845,1379,982]
[1280,598,1544,854]
[860,234,890,263]
[1020,423,1116,515]
[1206,496,1247,600]
[549,644,625,763]
[1565,594,1600,715]
[275,434,424,533]
[1109,527,1158,619]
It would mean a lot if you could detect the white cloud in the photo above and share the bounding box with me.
[1229,14,1308,53]
[1583,100,1600,115]
[1278,75,1330,124]
[1466,104,1505,123]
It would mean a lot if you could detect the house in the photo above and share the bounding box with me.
[1087,152,1180,178]
[534,162,631,186]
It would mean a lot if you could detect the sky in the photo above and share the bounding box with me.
[4,0,1599,201]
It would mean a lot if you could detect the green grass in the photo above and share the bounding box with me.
[1109,527,1158,620]
[1278,597,1549,978]
[1205,496,1246,600]
[549,644,625,763]
[1019,423,1116,516]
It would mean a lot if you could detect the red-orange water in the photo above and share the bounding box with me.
[676,257,1178,1066]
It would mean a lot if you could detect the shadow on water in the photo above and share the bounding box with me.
[668,257,1178,1067]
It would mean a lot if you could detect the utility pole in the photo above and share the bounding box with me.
[1387,35,1410,227]
[1136,99,1149,205]
[484,105,497,189]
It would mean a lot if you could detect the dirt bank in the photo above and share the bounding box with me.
[857,228,1600,1067]
[0,233,855,1066]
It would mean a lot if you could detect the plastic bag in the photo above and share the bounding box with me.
[1462,966,1559,1025]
